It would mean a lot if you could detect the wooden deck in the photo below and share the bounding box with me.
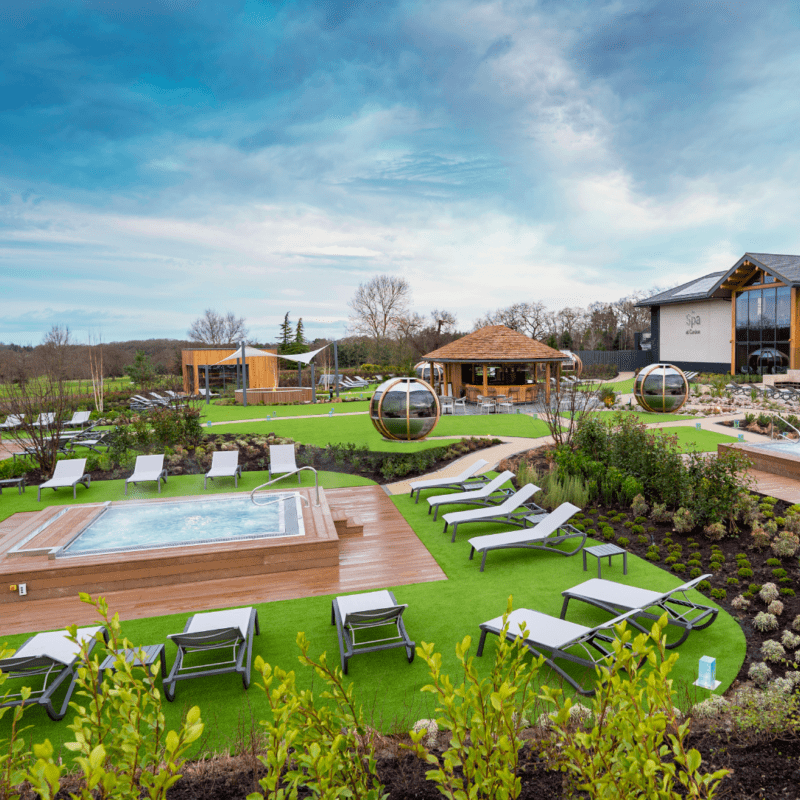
[0,485,445,636]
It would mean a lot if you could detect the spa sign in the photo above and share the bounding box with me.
[686,312,701,335]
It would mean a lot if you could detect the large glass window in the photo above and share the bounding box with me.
[735,287,792,374]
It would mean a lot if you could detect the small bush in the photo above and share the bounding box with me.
[738,567,754,579]
[751,527,772,549]
[747,661,773,687]
[754,612,780,632]
[651,503,672,523]
[761,640,787,662]
[672,507,695,533]
[698,580,711,591]
[672,563,687,574]
[726,577,739,586]
[781,588,796,597]
[731,595,750,610]
[760,583,780,604]
[772,530,800,558]
[689,567,702,579]
[769,600,785,616]
[782,631,800,650]
[703,521,725,541]
[710,588,727,600]
[630,494,649,517]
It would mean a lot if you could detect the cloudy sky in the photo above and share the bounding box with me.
[2,0,800,345]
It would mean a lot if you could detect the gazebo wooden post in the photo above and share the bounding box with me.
[545,362,551,403]
[482,363,488,397]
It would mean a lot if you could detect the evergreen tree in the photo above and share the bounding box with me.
[279,313,293,347]
[295,318,305,344]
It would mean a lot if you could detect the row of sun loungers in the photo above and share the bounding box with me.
[1,411,92,431]
[33,444,300,502]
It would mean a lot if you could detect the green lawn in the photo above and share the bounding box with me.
[0,473,745,758]
[585,409,698,424]
[655,426,739,452]
[200,400,371,423]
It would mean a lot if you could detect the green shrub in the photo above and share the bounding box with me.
[781,588,796,597]
[617,537,630,547]
[408,598,544,800]
[541,616,729,798]
[637,535,649,545]
[689,567,702,579]
[710,588,727,600]
[726,577,739,586]
[766,558,782,567]
[737,567,754,579]
[672,563,687,574]
[698,580,712,591]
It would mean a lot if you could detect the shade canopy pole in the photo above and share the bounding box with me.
[334,341,340,399]
[204,365,210,405]
[240,340,247,407]
[311,363,316,402]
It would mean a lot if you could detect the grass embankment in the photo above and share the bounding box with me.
[0,472,745,755]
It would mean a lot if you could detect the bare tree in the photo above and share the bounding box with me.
[87,333,104,413]
[474,301,551,341]
[39,324,72,380]
[540,378,603,448]
[348,275,411,340]
[187,310,249,345]
[613,292,651,350]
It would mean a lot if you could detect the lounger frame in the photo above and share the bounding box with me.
[427,470,515,520]
[559,574,717,649]
[331,590,415,675]
[164,607,259,701]
[409,459,490,503]
[477,608,636,696]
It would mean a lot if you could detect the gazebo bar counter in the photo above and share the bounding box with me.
[421,325,570,404]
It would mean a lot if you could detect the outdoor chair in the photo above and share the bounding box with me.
[0,626,107,720]
[164,607,259,700]
[427,470,515,521]
[497,396,514,413]
[0,414,24,430]
[66,425,108,454]
[331,590,415,675]
[453,396,467,414]
[63,410,91,428]
[124,454,168,495]
[477,394,495,414]
[467,502,586,571]
[559,573,718,649]
[409,458,489,503]
[477,607,636,696]
[32,412,56,428]
[442,483,543,542]
[38,458,91,501]
[204,450,242,489]
[269,444,300,485]
[439,395,454,414]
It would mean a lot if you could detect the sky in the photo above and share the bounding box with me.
[2,0,800,345]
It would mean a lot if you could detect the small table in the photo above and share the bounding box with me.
[98,645,167,688]
[0,477,25,495]
[583,544,627,578]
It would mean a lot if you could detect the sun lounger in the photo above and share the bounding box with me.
[442,483,542,542]
[427,470,515,521]
[63,410,91,428]
[477,607,635,695]
[409,459,490,503]
[0,626,107,719]
[164,607,259,700]
[66,426,108,454]
[125,454,168,495]
[204,450,242,489]
[32,412,56,428]
[559,573,718,649]
[467,502,585,571]
[331,590,415,675]
[0,414,24,430]
[37,458,91,501]
[269,444,300,485]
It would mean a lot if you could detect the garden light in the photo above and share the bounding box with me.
[694,656,720,690]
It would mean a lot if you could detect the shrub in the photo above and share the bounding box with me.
[772,530,800,558]
[541,616,729,799]
[782,631,800,650]
[747,661,772,687]
[769,600,785,616]
[751,527,771,549]
[792,615,800,632]
[759,583,780,604]
[753,612,780,632]
[698,580,712,591]
[710,588,726,600]
[689,567,702,579]
[672,563,686,574]
[781,588,796,597]
[637,535,649,545]
[726,577,739,587]
[408,598,545,800]
[617,537,630,547]
[766,558,782,567]
[749,583,763,595]
[731,595,750,611]
[672,507,695,533]
[651,503,672,523]
[761,640,787,662]
[772,568,789,579]
[702,521,725,541]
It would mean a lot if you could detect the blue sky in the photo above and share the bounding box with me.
[2,0,800,344]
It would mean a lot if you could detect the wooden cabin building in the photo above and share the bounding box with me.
[421,325,569,403]
[181,347,279,395]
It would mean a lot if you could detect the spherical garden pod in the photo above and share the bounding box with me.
[634,363,689,413]
[370,377,440,441]
[414,361,444,382]
[560,350,583,377]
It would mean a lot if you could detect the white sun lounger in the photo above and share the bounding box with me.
[164,607,259,700]
[64,410,91,428]
[125,454,168,495]
[442,483,542,542]
[269,444,300,485]
[477,607,636,696]
[427,470,515,521]
[409,459,490,503]
[0,626,107,719]
[467,502,585,571]
[38,458,91,501]
[560,573,718,649]
[32,412,56,428]
[0,414,24,430]
[204,450,242,489]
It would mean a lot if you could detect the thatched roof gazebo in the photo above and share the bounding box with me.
[422,325,570,404]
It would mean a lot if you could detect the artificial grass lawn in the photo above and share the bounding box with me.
[656,426,739,452]
[0,476,745,758]
[201,400,371,423]
[585,409,698,424]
